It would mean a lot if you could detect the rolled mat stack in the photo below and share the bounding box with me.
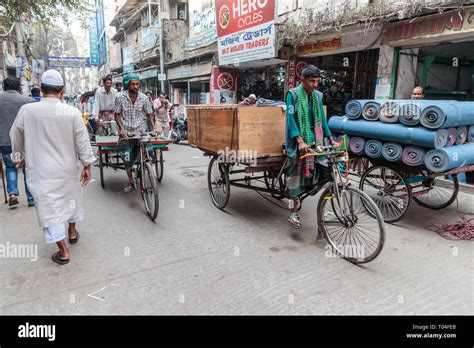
[331,99,474,172]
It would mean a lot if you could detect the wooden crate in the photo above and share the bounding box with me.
[187,105,286,159]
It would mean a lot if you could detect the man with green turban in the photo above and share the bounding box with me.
[285,65,339,229]
[114,73,155,192]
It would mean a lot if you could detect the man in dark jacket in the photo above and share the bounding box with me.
[0,77,34,206]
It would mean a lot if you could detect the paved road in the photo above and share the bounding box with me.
[0,143,472,314]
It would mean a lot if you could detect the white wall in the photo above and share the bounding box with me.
[394,48,418,99]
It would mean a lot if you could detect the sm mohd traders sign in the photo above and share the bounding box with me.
[216,0,276,66]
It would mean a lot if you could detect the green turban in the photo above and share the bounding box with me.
[123,73,140,88]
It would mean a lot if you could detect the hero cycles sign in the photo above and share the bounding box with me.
[217,0,274,36]
[216,0,276,65]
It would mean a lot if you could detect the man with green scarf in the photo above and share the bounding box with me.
[285,65,339,229]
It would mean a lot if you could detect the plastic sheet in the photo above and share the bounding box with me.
[379,101,399,123]
[420,101,474,129]
[447,128,457,146]
[468,125,474,143]
[402,146,425,166]
[362,101,381,121]
[456,126,468,145]
[349,137,366,155]
[328,116,449,149]
[425,144,474,172]
[345,100,371,120]
[382,142,403,162]
[365,139,383,158]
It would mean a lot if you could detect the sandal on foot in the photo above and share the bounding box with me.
[123,183,135,193]
[51,252,69,265]
[8,195,19,206]
[288,212,301,229]
[69,232,80,244]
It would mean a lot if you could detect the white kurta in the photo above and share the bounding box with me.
[10,97,96,228]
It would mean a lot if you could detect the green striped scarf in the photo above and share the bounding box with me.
[295,84,323,146]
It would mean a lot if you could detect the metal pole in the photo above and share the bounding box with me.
[158,0,165,92]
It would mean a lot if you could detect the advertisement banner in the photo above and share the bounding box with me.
[216,0,276,65]
[47,57,91,68]
[123,45,134,66]
[88,14,99,65]
[185,0,217,51]
[210,66,238,104]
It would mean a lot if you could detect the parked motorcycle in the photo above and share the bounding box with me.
[170,116,188,144]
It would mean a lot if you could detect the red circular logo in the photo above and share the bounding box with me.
[217,72,234,90]
[218,4,231,30]
[296,62,307,78]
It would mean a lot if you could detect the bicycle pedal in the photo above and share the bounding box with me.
[323,194,335,200]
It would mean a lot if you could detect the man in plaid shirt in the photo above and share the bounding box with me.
[114,73,155,192]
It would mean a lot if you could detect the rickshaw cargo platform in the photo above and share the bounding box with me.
[187,105,286,161]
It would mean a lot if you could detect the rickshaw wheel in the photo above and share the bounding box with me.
[359,165,411,223]
[208,156,230,210]
[99,149,105,189]
[412,174,458,210]
[154,149,164,183]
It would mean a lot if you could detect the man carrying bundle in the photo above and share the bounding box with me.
[285,65,339,229]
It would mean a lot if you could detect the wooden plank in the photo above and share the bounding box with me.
[238,106,285,157]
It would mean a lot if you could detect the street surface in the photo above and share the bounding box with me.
[0,143,472,314]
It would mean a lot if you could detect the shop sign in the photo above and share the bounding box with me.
[296,37,342,56]
[140,25,160,52]
[210,66,238,104]
[123,45,134,66]
[216,0,277,65]
[167,61,213,80]
[185,0,217,50]
[123,64,134,73]
[139,68,157,80]
[88,14,99,65]
[286,55,313,90]
[48,57,91,68]
[382,8,474,43]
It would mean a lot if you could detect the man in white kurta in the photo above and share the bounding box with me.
[10,69,96,265]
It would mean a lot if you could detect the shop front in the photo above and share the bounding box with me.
[215,0,287,103]
[382,7,474,102]
[382,6,474,184]
[168,60,213,117]
[291,25,382,116]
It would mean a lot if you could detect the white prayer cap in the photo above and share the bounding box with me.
[249,94,257,99]
[41,69,64,87]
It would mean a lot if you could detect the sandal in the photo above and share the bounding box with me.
[123,183,136,193]
[69,231,80,244]
[51,251,69,265]
[288,212,302,229]
[8,195,19,207]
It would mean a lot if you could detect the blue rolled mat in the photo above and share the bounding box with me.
[425,144,474,173]
[420,101,474,129]
[398,100,437,126]
[468,125,474,143]
[349,137,365,155]
[379,101,400,123]
[345,100,372,120]
[328,116,449,149]
[402,146,425,166]
[447,128,457,146]
[456,126,468,145]
[362,101,382,121]
[365,139,383,158]
[382,142,403,162]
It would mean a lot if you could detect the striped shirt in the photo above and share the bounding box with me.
[114,91,153,133]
